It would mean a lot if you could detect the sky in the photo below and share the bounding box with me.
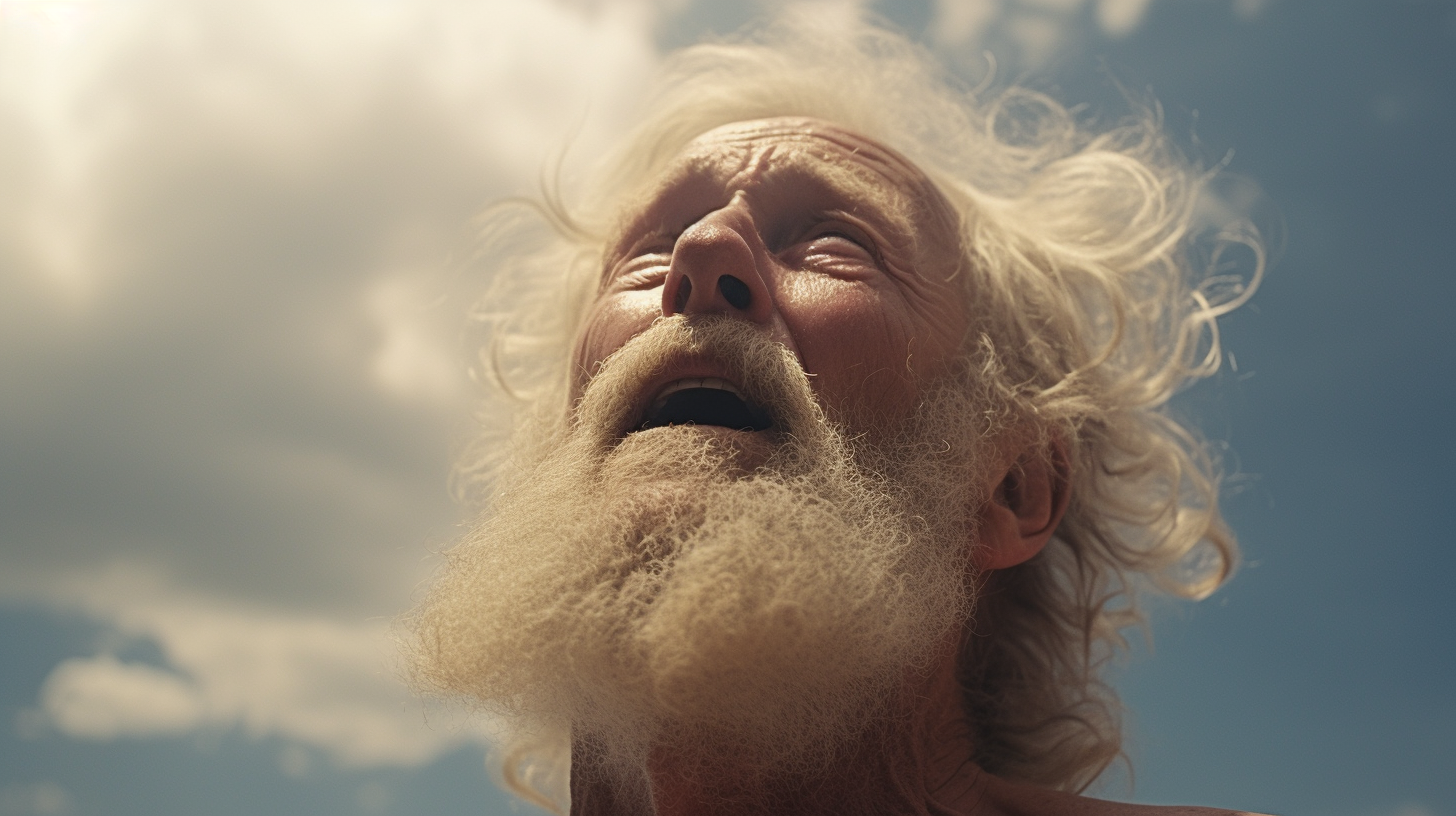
[0,1,1452,815]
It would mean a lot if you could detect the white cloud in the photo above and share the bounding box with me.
[1193,172,1265,234]
[928,0,1002,50]
[1004,10,1071,67]
[929,0,1270,63]
[0,2,129,311]
[1233,0,1269,22]
[39,655,204,739]
[927,0,1147,69]
[0,0,661,616]
[1096,0,1154,37]
[0,0,665,775]
[1020,0,1082,11]
[367,274,463,404]
[28,568,496,768]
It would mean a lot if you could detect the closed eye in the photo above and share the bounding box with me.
[614,254,671,290]
[784,221,883,273]
[804,231,873,256]
[606,234,676,291]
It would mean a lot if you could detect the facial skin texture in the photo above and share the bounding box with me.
[558,118,1258,815]
[579,117,1061,576]
[412,118,1264,816]
[575,118,970,438]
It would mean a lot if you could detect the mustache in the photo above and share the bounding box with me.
[571,315,826,449]
[407,318,984,785]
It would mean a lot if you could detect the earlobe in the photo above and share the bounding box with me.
[974,437,1071,572]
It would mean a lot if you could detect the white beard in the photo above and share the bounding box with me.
[408,316,991,789]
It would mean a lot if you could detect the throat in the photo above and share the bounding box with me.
[638,729,982,816]
[619,643,982,816]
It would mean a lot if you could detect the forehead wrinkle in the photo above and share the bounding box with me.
[702,128,952,257]
[605,123,952,269]
[696,139,920,248]
[752,142,922,253]
[604,155,727,261]
[696,121,935,204]
[727,140,777,187]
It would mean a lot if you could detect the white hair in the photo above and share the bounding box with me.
[456,12,1262,798]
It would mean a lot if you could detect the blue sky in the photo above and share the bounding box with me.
[1,1,1452,815]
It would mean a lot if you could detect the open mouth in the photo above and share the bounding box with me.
[636,377,773,433]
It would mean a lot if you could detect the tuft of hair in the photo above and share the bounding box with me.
[455,10,1262,802]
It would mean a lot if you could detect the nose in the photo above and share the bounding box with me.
[661,201,776,325]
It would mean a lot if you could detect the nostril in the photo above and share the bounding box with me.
[674,277,693,313]
[718,275,752,310]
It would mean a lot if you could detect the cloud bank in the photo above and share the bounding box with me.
[1,0,658,769]
[0,0,658,614]
[25,568,491,767]
[0,0,1264,776]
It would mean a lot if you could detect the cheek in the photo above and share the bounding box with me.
[777,276,926,422]
[571,292,660,396]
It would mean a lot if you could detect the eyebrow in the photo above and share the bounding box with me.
[602,161,727,265]
[607,142,922,262]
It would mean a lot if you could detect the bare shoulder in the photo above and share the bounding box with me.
[1105,809,1273,816]
[979,774,1275,816]
[1077,799,1273,816]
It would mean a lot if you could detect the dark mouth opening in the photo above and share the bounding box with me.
[637,388,773,432]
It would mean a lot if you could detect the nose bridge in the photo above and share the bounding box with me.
[661,194,776,325]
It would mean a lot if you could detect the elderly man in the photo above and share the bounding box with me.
[409,19,1264,816]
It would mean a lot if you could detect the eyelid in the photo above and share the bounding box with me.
[796,217,885,265]
[617,229,676,262]
[603,231,675,291]
[608,230,674,268]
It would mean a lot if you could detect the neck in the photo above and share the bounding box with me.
[571,644,992,816]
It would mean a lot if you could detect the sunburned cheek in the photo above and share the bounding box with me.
[782,285,922,422]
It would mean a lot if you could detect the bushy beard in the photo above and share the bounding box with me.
[408,316,992,791]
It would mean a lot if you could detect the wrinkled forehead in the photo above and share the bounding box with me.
[609,117,957,248]
[682,117,936,192]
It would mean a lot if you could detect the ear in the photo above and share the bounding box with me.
[974,436,1071,572]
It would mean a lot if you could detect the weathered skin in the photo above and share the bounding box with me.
[567,117,1269,816]
[573,117,968,437]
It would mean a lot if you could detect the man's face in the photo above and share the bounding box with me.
[409,119,988,781]
[573,117,969,439]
